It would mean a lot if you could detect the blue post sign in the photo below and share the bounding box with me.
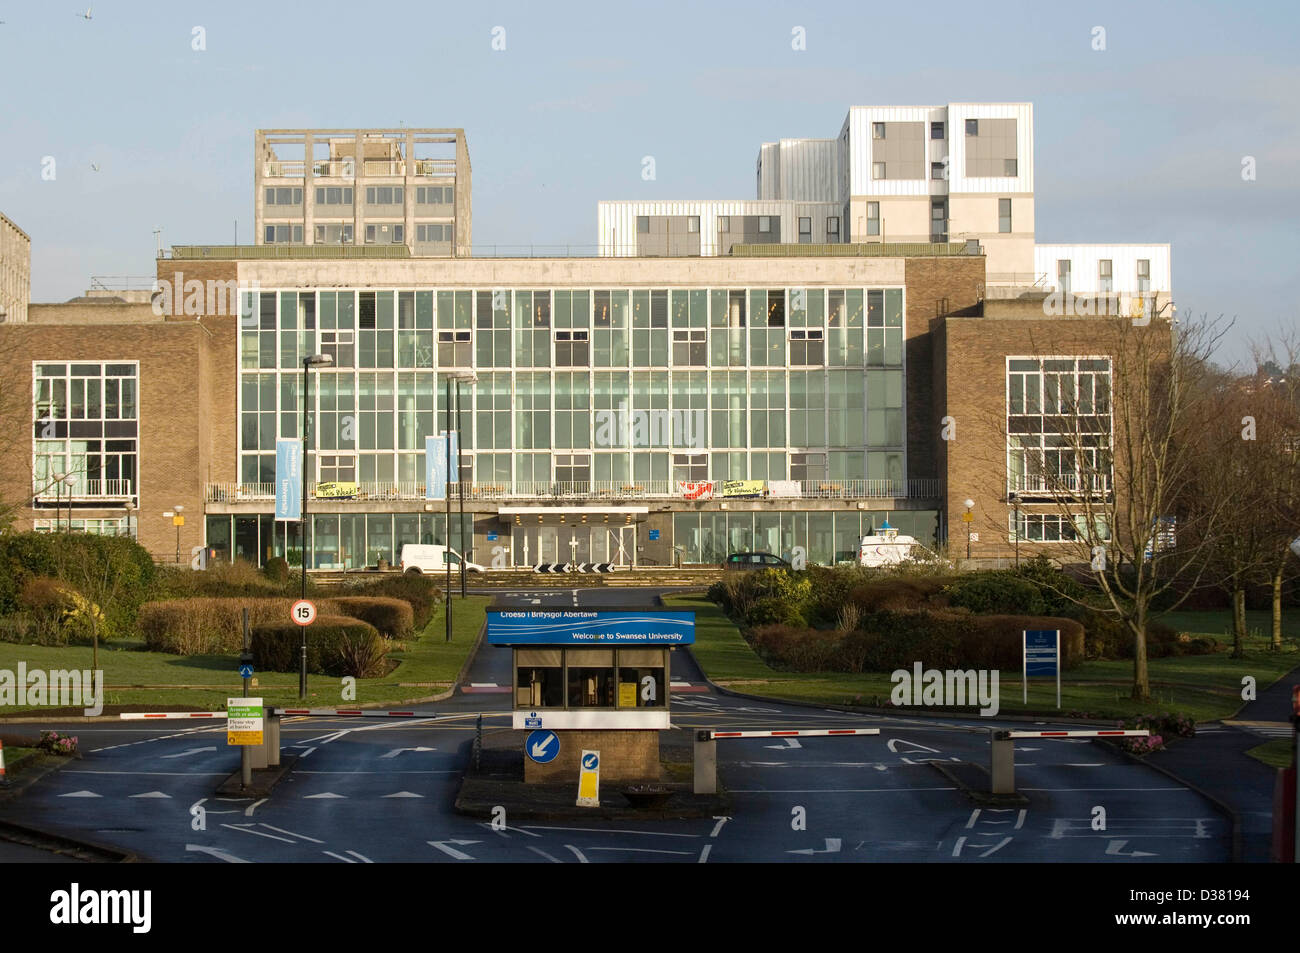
[274,439,302,521]
[648,529,660,541]
[487,609,696,646]
[238,663,255,679]
[526,730,560,764]
[1023,629,1061,708]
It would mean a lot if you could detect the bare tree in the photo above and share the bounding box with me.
[1000,313,1236,700]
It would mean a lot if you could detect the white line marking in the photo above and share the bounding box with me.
[346,850,373,863]
[965,809,981,829]
[160,746,217,759]
[260,824,325,844]
[303,792,347,799]
[1015,809,1027,830]
[520,825,699,838]
[428,840,478,860]
[58,790,101,798]
[244,798,268,817]
[585,847,693,855]
[322,850,355,863]
[952,836,966,857]
[699,844,712,863]
[564,844,589,863]
[977,837,1012,857]
[186,844,250,863]
[710,816,730,838]
[220,824,295,844]
[129,791,172,799]
[63,770,227,777]
[527,845,563,863]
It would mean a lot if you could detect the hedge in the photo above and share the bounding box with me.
[340,574,442,630]
[250,616,388,678]
[325,596,414,639]
[749,609,1086,673]
[139,598,296,655]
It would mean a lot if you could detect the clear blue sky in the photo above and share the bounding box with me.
[1,0,1295,363]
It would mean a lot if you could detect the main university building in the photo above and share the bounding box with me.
[0,105,1172,570]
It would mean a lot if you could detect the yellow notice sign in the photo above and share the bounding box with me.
[576,749,600,807]
[618,683,637,708]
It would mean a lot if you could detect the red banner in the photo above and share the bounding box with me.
[679,480,714,500]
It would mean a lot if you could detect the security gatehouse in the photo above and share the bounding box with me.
[486,606,695,782]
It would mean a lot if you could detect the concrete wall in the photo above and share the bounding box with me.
[523,729,660,783]
[0,212,30,325]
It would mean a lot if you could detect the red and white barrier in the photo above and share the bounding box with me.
[119,712,227,720]
[1004,729,1149,739]
[706,728,880,740]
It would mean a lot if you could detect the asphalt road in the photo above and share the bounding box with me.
[0,587,1231,863]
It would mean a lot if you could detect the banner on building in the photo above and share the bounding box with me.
[425,432,459,500]
[275,439,301,520]
[679,480,714,501]
[721,480,765,499]
[766,480,801,498]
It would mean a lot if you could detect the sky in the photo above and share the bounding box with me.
[1,0,1296,365]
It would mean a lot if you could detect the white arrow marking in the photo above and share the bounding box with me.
[303,792,347,799]
[764,737,802,750]
[161,746,217,759]
[787,837,842,856]
[1106,840,1157,858]
[244,798,268,816]
[710,816,731,838]
[59,790,101,798]
[129,791,172,799]
[428,839,480,860]
[382,791,425,798]
[379,746,436,759]
[887,738,941,754]
[260,824,324,844]
[531,733,557,758]
[186,844,250,863]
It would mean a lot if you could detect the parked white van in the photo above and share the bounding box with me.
[399,544,486,574]
[857,526,946,568]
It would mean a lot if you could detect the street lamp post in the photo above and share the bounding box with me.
[174,504,184,562]
[449,372,477,599]
[963,498,975,560]
[1008,491,1021,569]
[444,375,452,642]
[299,354,333,700]
[52,471,65,532]
[63,474,76,531]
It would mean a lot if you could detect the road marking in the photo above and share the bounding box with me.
[1106,839,1157,857]
[160,746,217,759]
[729,787,955,794]
[520,825,699,838]
[965,809,981,829]
[710,816,731,838]
[221,824,295,844]
[323,851,355,863]
[887,738,941,754]
[379,746,436,759]
[698,844,712,863]
[1020,787,1185,792]
[186,844,250,863]
[382,791,425,798]
[63,770,228,777]
[244,798,268,816]
[586,847,693,855]
[764,737,803,750]
[346,850,373,863]
[788,838,841,856]
[128,791,172,799]
[59,790,101,798]
[92,723,224,753]
[564,845,589,863]
[260,824,324,844]
[478,822,541,838]
[527,846,563,863]
[303,792,347,799]
[292,770,457,775]
[429,839,479,860]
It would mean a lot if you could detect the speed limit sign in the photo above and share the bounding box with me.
[290,599,317,626]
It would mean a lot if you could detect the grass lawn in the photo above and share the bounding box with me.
[0,595,489,717]
[665,594,1300,723]
[1246,738,1293,770]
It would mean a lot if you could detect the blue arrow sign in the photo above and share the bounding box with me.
[581,752,599,771]
[238,663,254,679]
[526,730,560,764]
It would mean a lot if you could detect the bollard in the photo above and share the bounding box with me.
[694,730,717,795]
[249,729,269,770]
[266,713,280,767]
[990,729,1015,795]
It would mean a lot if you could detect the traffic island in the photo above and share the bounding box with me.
[928,760,1030,807]
[455,727,730,820]
[215,754,299,798]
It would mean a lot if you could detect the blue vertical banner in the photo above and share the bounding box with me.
[426,433,448,500]
[448,430,459,486]
[275,439,302,520]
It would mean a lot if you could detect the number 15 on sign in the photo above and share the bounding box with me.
[292,600,317,626]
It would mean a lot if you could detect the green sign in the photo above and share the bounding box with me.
[227,697,264,746]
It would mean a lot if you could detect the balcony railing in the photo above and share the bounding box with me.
[34,479,135,502]
[205,478,941,504]
[1008,474,1112,497]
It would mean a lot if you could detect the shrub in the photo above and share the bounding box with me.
[38,730,79,756]
[749,624,844,671]
[1126,712,1195,739]
[15,577,80,646]
[944,573,1047,616]
[139,598,296,655]
[349,574,443,630]
[251,615,388,677]
[747,597,806,628]
[263,557,290,583]
[848,576,954,613]
[325,596,414,639]
[154,558,309,600]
